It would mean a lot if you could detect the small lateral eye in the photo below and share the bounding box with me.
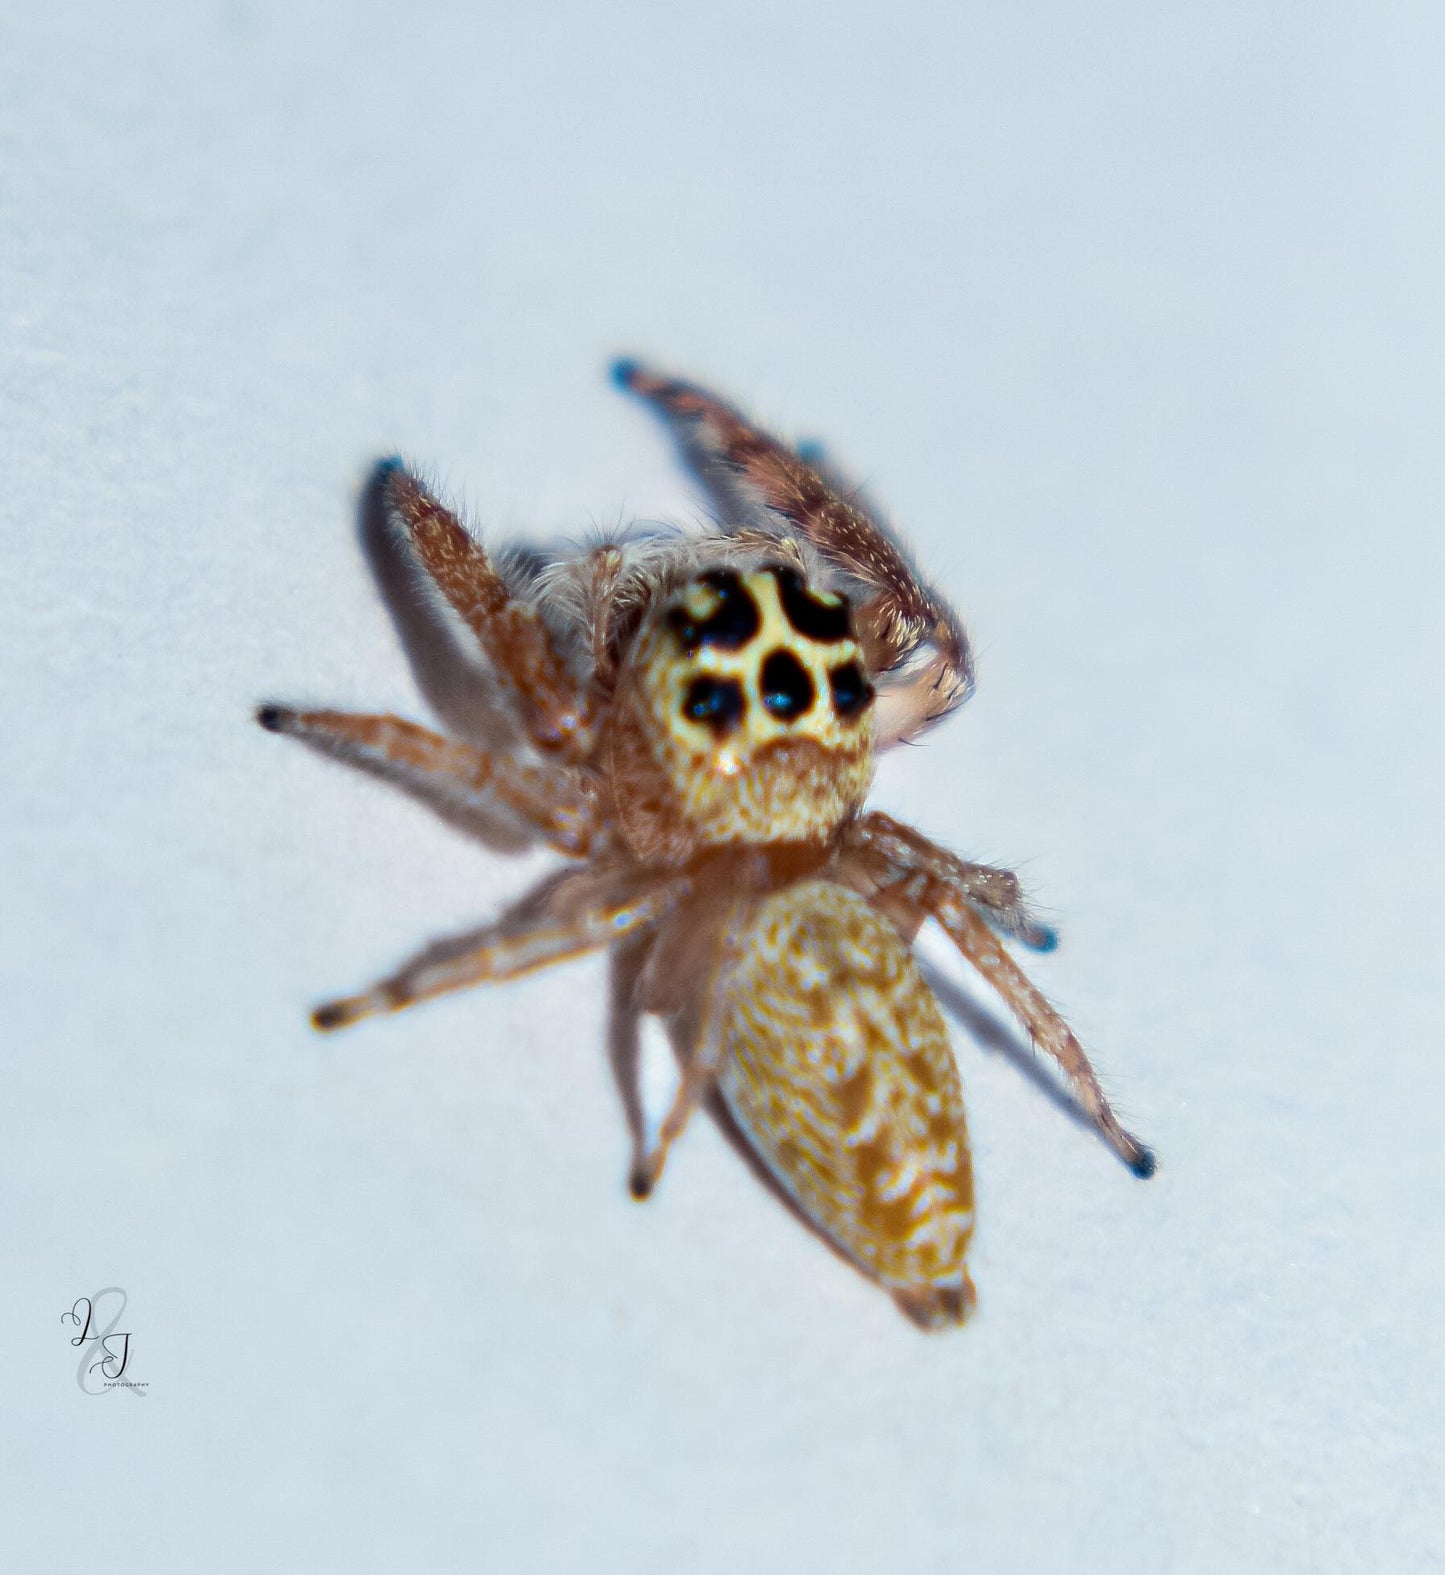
[668,571,761,652]
[760,649,815,722]
[683,676,745,733]
[828,661,874,719]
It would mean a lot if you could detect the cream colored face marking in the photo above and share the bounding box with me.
[648,568,870,774]
[608,565,877,852]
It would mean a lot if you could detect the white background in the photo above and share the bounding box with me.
[3,4,1440,1571]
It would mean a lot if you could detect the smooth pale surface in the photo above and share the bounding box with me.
[3,4,1440,1572]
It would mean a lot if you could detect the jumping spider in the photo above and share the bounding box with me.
[258,361,1154,1328]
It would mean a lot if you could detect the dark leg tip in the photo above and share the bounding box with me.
[256,704,291,733]
[1129,1146,1158,1180]
[610,357,645,391]
[311,1002,350,1032]
[628,1166,653,1201]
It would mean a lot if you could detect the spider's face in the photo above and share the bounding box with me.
[605,566,876,862]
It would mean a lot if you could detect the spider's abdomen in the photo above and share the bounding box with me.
[716,881,976,1326]
[603,567,875,863]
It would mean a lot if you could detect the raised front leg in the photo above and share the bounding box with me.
[256,705,597,857]
[378,463,594,758]
[613,360,973,747]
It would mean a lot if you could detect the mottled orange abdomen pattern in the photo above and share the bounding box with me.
[717,882,976,1321]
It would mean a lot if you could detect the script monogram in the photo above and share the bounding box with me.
[62,1288,144,1397]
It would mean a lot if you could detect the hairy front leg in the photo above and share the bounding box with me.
[257,705,597,857]
[613,360,972,745]
[378,463,594,757]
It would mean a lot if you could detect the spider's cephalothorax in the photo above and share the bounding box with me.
[259,361,1155,1330]
[604,565,876,864]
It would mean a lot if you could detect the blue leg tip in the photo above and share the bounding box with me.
[609,358,641,390]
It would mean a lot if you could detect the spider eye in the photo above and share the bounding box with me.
[668,571,761,652]
[828,661,874,719]
[773,566,851,642]
[760,650,815,722]
[683,676,746,733]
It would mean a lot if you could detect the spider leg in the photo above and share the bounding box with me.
[613,360,973,747]
[256,705,596,858]
[604,936,653,1197]
[628,1043,718,1200]
[377,462,594,758]
[842,811,1057,951]
[934,901,1155,1176]
[628,897,751,1199]
[309,869,684,1032]
[840,820,1154,1177]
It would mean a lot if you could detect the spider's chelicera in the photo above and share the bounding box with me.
[259,361,1154,1328]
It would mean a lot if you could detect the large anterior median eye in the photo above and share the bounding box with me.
[760,649,815,722]
[683,676,746,733]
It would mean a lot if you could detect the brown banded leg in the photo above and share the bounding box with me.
[311,873,684,1032]
[613,360,972,745]
[929,893,1154,1177]
[842,812,1058,951]
[378,463,594,757]
[256,705,596,857]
